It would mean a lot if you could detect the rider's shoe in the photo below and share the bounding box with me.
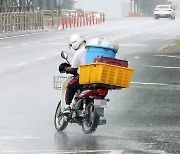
[98,119,106,125]
[78,110,84,117]
[63,105,71,114]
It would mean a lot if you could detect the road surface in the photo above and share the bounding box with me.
[0,17,180,154]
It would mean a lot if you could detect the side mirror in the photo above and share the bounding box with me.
[61,51,68,60]
[61,51,70,64]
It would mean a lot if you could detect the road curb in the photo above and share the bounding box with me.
[176,38,180,41]
[44,26,61,32]
[0,29,48,38]
[156,44,170,52]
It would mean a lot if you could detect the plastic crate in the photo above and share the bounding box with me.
[94,57,128,67]
[85,45,117,64]
[79,63,134,88]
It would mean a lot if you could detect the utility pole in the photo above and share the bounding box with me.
[134,0,137,15]
[138,0,141,15]
[21,0,25,11]
[134,0,141,16]
[139,0,141,15]
[0,0,3,13]
[130,0,135,15]
[130,0,133,13]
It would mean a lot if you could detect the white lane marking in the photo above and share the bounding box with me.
[134,32,142,35]
[19,34,26,37]
[131,82,180,87]
[134,56,140,59]
[21,43,28,46]
[47,39,53,42]
[35,41,41,44]
[47,43,66,46]
[119,43,147,47]
[0,150,123,154]
[3,46,13,48]
[0,70,4,72]
[0,32,46,40]
[154,55,180,59]
[110,150,123,154]
[12,35,19,38]
[0,136,40,140]
[37,57,47,60]
[0,38,4,40]
[15,63,26,67]
[143,65,180,69]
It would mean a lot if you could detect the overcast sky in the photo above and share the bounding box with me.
[74,0,130,18]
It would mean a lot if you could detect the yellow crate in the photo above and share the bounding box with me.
[79,63,134,88]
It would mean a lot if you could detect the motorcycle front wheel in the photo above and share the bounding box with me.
[54,101,68,132]
[82,102,100,134]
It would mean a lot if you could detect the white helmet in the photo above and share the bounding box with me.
[68,33,86,50]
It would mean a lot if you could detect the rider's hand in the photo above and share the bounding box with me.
[59,63,71,73]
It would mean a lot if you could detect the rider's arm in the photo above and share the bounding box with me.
[65,66,78,76]
[65,66,77,72]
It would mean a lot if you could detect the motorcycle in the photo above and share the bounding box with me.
[54,51,109,134]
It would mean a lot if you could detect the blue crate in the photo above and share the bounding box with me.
[85,45,117,64]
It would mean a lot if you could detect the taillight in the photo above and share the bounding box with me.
[96,89,108,96]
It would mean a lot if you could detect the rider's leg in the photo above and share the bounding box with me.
[65,87,76,105]
[64,77,80,113]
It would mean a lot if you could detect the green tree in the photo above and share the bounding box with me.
[31,0,75,10]
[61,0,76,10]
[32,0,56,10]
[140,0,172,16]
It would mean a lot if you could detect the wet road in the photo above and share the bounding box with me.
[0,17,180,153]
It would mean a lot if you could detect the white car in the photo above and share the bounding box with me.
[154,5,175,20]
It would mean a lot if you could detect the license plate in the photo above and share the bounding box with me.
[94,99,107,108]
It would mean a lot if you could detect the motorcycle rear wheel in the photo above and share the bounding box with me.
[54,101,68,131]
[82,102,100,134]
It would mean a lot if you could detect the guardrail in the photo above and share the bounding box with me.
[42,10,105,29]
[0,12,43,34]
[0,11,105,34]
[42,10,60,27]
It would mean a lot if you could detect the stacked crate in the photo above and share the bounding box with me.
[79,45,134,89]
